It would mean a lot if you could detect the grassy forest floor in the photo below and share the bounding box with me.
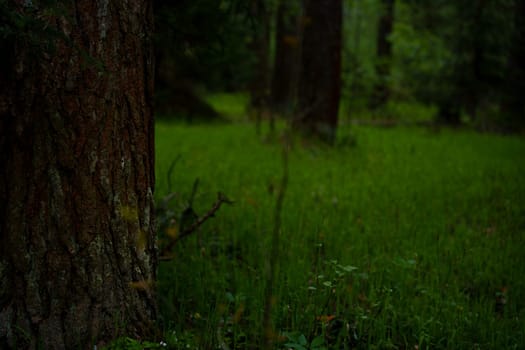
[150,109,525,349]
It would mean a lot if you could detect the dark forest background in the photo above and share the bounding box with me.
[154,0,524,134]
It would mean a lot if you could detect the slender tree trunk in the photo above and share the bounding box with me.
[249,0,272,135]
[501,0,525,131]
[462,0,485,122]
[370,0,394,109]
[295,0,342,144]
[271,0,301,117]
[436,103,461,126]
[0,1,156,348]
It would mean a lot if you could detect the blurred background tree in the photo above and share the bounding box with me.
[270,0,302,117]
[294,0,343,144]
[395,0,523,130]
[154,0,256,120]
[153,0,524,133]
[370,0,395,110]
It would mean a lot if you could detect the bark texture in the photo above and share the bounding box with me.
[0,1,156,348]
[295,0,342,144]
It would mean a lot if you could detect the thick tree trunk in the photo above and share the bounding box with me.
[271,0,301,116]
[295,0,342,144]
[0,1,156,349]
[370,0,394,109]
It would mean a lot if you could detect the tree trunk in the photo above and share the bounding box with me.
[295,0,342,144]
[436,102,461,126]
[248,0,272,134]
[501,0,525,131]
[370,0,394,109]
[271,0,301,116]
[0,1,156,349]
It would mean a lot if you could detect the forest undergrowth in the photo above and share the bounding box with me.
[146,118,525,349]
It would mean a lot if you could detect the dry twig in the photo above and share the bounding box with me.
[159,192,233,260]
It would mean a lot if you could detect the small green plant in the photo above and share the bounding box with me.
[103,337,166,350]
[323,259,358,287]
[281,332,326,350]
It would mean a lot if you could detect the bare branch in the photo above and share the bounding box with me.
[159,192,233,259]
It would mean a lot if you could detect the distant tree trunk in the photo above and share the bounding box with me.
[461,0,485,122]
[436,102,461,126]
[154,21,220,122]
[501,0,525,131]
[295,0,342,144]
[436,4,482,127]
[249,0,272,134]
[370,0,394,109]
[271,0,301,117]
[0,1,156,348]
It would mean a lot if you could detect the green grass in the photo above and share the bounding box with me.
[204,92,250,122]
[154,121,525,349]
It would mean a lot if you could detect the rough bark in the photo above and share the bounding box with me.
[370,0,394,109]
[271,0,301,116]
[295,0,342,144]
[0,1,156,349]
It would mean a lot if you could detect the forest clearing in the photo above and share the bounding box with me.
[152,112,525,349]
[1,0,524,348]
